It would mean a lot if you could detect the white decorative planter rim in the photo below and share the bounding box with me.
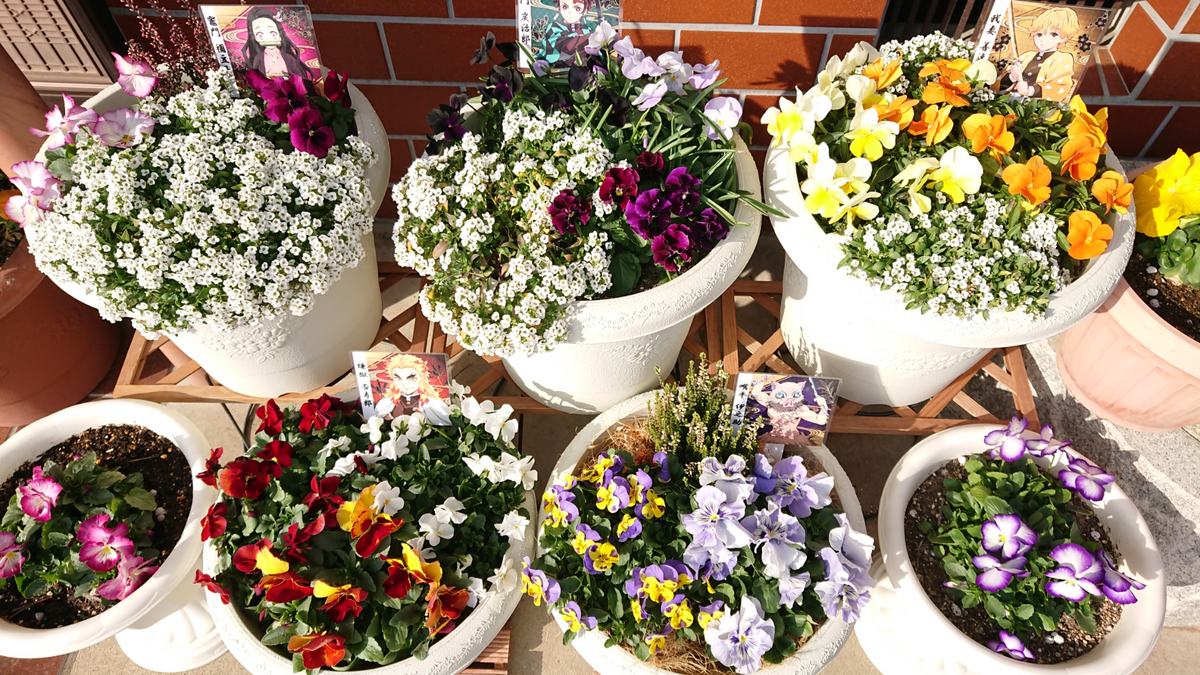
[763,144,1135,348]
[0,400,214,658]
[205,489,536,675]
[877,424,1166,674]
[539,390,863,675]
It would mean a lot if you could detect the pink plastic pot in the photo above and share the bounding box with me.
[1057,277,1200,432]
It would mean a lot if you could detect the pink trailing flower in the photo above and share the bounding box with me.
[30,94,98,149]
[77,513,135,573]
[0,532,24,579]
[4,161,63,227]
[93,109,155,149]
[112,53,157,98]
[18,466,63,522]
[97,554,159,601]
[287,108,335,158]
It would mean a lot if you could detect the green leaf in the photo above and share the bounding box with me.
[125,487,157,511]
[262,625,294,646]
[983,496,1012,518]
[94,471,124,489]
[1015,604,1035,620]
[1075,608,1098,635]
[969,485,992,503]
[634,641,651,661]
[983,594,1005,619]
[608,250,641,297]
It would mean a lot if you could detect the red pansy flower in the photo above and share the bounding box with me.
[287,633,346,669]
[425,583,470,635]
[255,571,314,603]
[299,395,338,434]
[257,440,293,478]
[201,502,227,541]
[302,475,343,516]
[196,447,223,487]
[255,400,284,436]
[219,458,271,500]
[194,570,231,604]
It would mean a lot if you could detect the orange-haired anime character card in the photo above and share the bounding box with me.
[351,352,450,419]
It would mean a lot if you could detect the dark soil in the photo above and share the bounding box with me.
[905,460,1122,664]
[1125,251,1200,342]
[0,424,192,628]
[0,220,20,268]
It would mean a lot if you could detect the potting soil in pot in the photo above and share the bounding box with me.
[904,461,1121,664]
[0,425,192,628]
[1125,251,1200,342]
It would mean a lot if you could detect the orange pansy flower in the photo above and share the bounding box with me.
[1091,170,1133,215]
[1068,95,1109,147]
[1002,156,1052,206]
[1067,210,1113,260]
[907,104,953,146]
[425,583,471,636]
[872,96,919,131]
[918,59,971,79]
[962,113,1015,159]
[1061,135,1101,182]
[922,76,972,107]
[863,57,903,89]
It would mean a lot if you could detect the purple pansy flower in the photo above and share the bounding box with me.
[989,630,1035,661]
[981,514,1038,560]
[543,485,579,526]
[625,188,674,240]
[1045,543,1104,602]
[484,65,523,103]
[663,166,702,216]
[78,513,135,573]
[636,151,665,183]
[972,554,1030,592]
[652,450,671,483]
[779,571,811,609]
[702,96,743,141]
[690,208,731,251]
[598,167,640,208]
[1025,424,1071,458]
[828,512,875,572]
[616,514,643,542]
[625,563,687,602]
[1099,550,1144,605]
[630,469,653,504]
[704,594,775,675]
[741,504,806,578]
[682,486,753,550]
[18,466,63,522]
[684,541,739,583]
[548,191,592,235]
[1059,458,1114,502]
[255,73,310,123]
[97,554,159,601]
[652,225,692,272]
[985,417,1029,462]
[0,532,24,579]
[521,556,561,606]
[560,600,598,631]
[596,473,632,512]
[698,455,755,504]
[689,59,722,89]
[751,454,776,495]
[814,547,875,622]
[287,107,335,158]
[30,94,98,149]
[768,456,834,519]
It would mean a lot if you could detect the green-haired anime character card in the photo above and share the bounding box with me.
[518,0,622,68]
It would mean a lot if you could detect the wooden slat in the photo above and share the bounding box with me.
[474,631,509,661]
[431,323,447,354]
[830,415,995,435]
[836,401,864,417]
[917,349,998,418]
[448,341,465,358]
[154,360,203,386]
[379,273,407,294]
[705,301,721,374]
[1003,346,1040,428]
[749,293,782,319]
[682,337,708,359]
[721,289,739,375]
[116,332,151,387]
[410,306,431,353]
[374,305,418,345]
[731,280,782,294]
[953,391,999,421]
[113,383,347,404]
[469,359,508,395]
[377,261,408,274]
[893,405,918,418]
[982,360,1016,390]
[145,335,170,356]
[740,329,789,374]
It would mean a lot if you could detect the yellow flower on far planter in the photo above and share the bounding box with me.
[1091,171,1133,215]
[761,97,805,147]
[1067,211,1113,260]
[1133,149,1200,237]
[927,147,983,204]
[846,108,899,161]
[801,145,852,218]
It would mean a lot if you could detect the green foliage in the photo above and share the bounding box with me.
[1135,219,1200,289]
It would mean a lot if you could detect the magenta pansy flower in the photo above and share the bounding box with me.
[97,554,159,601]
[18,466,63,522]
[1044,543,1103,602]
[93,108,155,148]
[112,53,157,98]
[287,108,335,158]
[984,416,1028,462]
[30,94,98,149]
[5,161,63,227]
[981,514,1038,560]
[0,532,24,579]
[988,630,1035,660]
[1058,457,1114,502]
[78,513,135,573]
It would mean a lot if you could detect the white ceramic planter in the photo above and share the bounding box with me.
[763,145,1135,407]
[204,489,536,675]
[35,80,391,399]
[0,399,218,665]
[540,390,864,675]
[500,139,762,414]
[854,424,1166,675]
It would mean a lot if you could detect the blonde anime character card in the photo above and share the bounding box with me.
[974,0,1112,103]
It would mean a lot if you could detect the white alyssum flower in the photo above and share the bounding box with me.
[495,511,530,541]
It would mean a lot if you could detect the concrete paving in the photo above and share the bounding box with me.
[34,226,1200,675]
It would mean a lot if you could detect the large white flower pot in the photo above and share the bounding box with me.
[855,425,1166,675]
[540,390,864,675]
[0,399,220,668]
[204,489,536,675]
[35,80,391,399]
[501,139,762,414]
[762,145,1134,406]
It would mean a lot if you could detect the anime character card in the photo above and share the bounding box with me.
[199,4,324,83]
[731,374,840,446]
[974,0,1112,103]
[351,352,450,420]
[518,0,622,68]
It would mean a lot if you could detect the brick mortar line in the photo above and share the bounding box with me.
[1138,105,1178,157]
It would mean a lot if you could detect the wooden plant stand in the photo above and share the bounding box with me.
[460,626,511,675]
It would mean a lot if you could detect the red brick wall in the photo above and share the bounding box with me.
[108,0,1200,189]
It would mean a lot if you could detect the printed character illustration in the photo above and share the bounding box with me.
[750,378,831,444]
[243,7,315,80]
[372,354,446,419]
[539,0,603,66]
[1001,7,1079,102]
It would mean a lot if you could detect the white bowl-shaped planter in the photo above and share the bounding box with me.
[855,424,1166,675]
[34,80,391,399]
[501,139,762,414]
[0,399,215,659]
[539,390,865,675]
[763,145,1134,407]
[204,489,536,675]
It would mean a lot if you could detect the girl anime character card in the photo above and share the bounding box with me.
[351,352,451,420]
[731,373,841,447]
[199,4,324,83]
[974,0,1112,103]
[518,0,622,68]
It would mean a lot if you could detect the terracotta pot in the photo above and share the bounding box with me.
[1056,277,1200,432]
[0,239,118,426]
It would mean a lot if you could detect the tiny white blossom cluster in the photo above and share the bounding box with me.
[846,196,1066,317]
[391,108,616,357]
[25,69,376,334]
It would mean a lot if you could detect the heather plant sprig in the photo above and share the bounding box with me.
[0,451,163,603]
[922,420,1140,662]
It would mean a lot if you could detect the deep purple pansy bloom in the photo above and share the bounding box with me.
[636,151,665,183]
[625,188,674,240]
[981,514,1038,560]
[972,554,1030,591]
[548,191,591,235]
[751,454,777,495]
[1099,550,1144,605]
[1058,458,1114,502]
[988,631,1035,661]
[323,70,352,108]
[652,450,671,483]
[287,108,335,158]
[663,166,702,216]
[985,416,1029,462]
[598,167,640,208]
[256,73,311,124]
[652,225,692,272]
[690,208,731,251]
[1045,543,1103,602]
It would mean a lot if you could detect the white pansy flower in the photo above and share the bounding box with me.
[812,71,847,110]
[407,536,435,562]
[418,513,455,546]
[328,451,382,477]
[435,497,468,525]
[361,415,386,444]
[371,481,405,516]
[498,453,538,490]
[466,576,488,608]
[488,557,521,593]
[495,511,530,541]
[463,453,499,480]
[421,400,452,426]
[656,51,694,94]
